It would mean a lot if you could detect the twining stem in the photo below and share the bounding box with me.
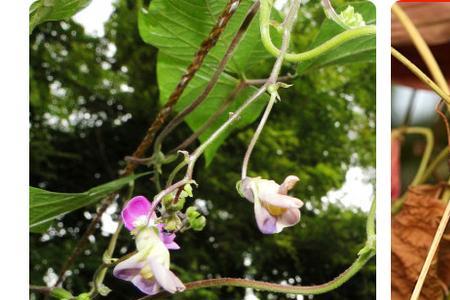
[153,1,260,155]
[241,92,277,179]
[391,48,450,104]
[259,0,375,62]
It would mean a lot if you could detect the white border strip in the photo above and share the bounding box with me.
[0,1,29,297]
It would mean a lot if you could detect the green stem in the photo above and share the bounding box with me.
[241,91,277,179]
[140,199,375,299]
[391,127,434,214]
[166,159,188,187]
[408,127,434,186]
[419,147,448,184]
[144,253,373,297]
[259,0,375,62]
[391,48,450,104]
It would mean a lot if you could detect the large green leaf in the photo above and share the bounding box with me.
[297,1,376,74]
[29,172,149,233]
[139,0,271,165]
[29,0,92,33]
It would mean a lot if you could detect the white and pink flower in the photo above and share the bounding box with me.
[113,196,185,295]
[239,175,304,234]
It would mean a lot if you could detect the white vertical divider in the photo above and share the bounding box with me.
[374,0,394,299]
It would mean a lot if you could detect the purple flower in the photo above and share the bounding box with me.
[113,227,185,295]
[121,195,180,250]
[240,175,303,234]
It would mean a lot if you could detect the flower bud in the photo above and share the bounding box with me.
[186,206,200,219]
[186,206,206,231]
[339,6,366,28]
[190,215,206,231]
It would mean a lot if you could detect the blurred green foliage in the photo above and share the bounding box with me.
[30,0,375,299]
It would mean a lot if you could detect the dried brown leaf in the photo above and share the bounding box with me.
[392,184,450,300]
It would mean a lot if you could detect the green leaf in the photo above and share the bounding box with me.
[297,1,375,74]
[29,0,92,33]
[139,0,271,164]
[29,172,149,233]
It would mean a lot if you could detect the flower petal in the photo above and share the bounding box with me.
[149,258,185,294]
[162,233,180,250]
[122,196,152,231]
[278,175,300,194]
[240,177,256,203]
[131,274,160,295]
[164,241,180,250]
[113,252,145,281]
[256,179,280,196]
[254,200,278,234]
[261,193,303,209]
[157,225,181,250]
[276,208,301,231]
